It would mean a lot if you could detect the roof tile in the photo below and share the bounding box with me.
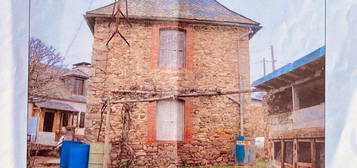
[86,0,259,25]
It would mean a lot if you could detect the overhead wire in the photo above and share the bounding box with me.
[63,0,95,59]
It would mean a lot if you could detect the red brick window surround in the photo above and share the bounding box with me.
[147,98,192,143]
[156,99,184,141]
[151,24,193,70]
[159,29,186,68]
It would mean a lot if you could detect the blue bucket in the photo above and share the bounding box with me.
[235,136,245,163]
[60,140,83,168]
[68,144,90,168]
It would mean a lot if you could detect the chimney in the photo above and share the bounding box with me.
[72,62,91,75]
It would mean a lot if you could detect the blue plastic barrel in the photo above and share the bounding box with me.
[60,141,83,168]
[68,144,90,168]
[235,136,245,163]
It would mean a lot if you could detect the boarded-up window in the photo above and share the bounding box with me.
[156,100,184,141]
[159,29,186,68]
[298,142,312,163]
[284,141,293,164]
[316,142,325,168]
[79,112,85,128]
[73,78,85,95]
[274,141,282,161]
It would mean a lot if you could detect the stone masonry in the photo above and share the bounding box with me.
[84,18,254,167]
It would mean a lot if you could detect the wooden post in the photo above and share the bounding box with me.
[53,112,60,133]
[291,85,300,111]
[271,140,274,163]
[103,103,112,168]
[293,138,298,168]
[281,140,284,168]
[38,108,44,132]
[311,139,316,168]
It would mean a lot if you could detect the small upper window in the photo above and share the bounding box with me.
[159,29,186,68]
[73,78,85,96]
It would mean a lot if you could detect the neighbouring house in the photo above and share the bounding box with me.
[28,62,91,145]
[84,0,261,167]
[252,47,325,168]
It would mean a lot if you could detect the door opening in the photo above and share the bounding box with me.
[43,112,55,132]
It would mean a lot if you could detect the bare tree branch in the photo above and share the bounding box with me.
[28,38,65,103]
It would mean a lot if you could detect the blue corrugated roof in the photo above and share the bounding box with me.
[252,46,326,87]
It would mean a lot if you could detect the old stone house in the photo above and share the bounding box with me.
[28,62,90,145]
[252,47,325,168]
[84,0,261,167]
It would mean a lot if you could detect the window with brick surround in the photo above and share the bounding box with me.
[159,29,186,68]
[156,99,184,141]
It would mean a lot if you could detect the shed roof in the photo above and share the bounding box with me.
[252,46,325,90]
[36,101,78,112]
[85,0,260,33]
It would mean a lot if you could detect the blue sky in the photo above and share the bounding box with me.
[30,0,325,82]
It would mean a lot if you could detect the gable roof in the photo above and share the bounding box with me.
[62,69,89,79]
[85,0,261,33]
[36,101,78,112]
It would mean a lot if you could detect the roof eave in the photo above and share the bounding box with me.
[249,25,262,39]
[84,14,95,34]
[252,46,326,90]
[84,13,261,35]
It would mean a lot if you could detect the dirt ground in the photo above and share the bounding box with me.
[31,156,266,168]
[33,156,59,168]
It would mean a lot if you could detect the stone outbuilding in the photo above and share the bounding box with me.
[84,0,261,167]
[252,47,325,168]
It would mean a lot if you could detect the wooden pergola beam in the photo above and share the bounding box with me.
[111,89,261,104]
[228,96,240,105]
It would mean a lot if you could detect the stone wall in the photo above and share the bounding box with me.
[85,18,252,167]
[245,100,267,138]
[245,100,267,159]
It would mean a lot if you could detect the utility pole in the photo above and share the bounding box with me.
[270,45,276,71]
[263,57,267,76]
